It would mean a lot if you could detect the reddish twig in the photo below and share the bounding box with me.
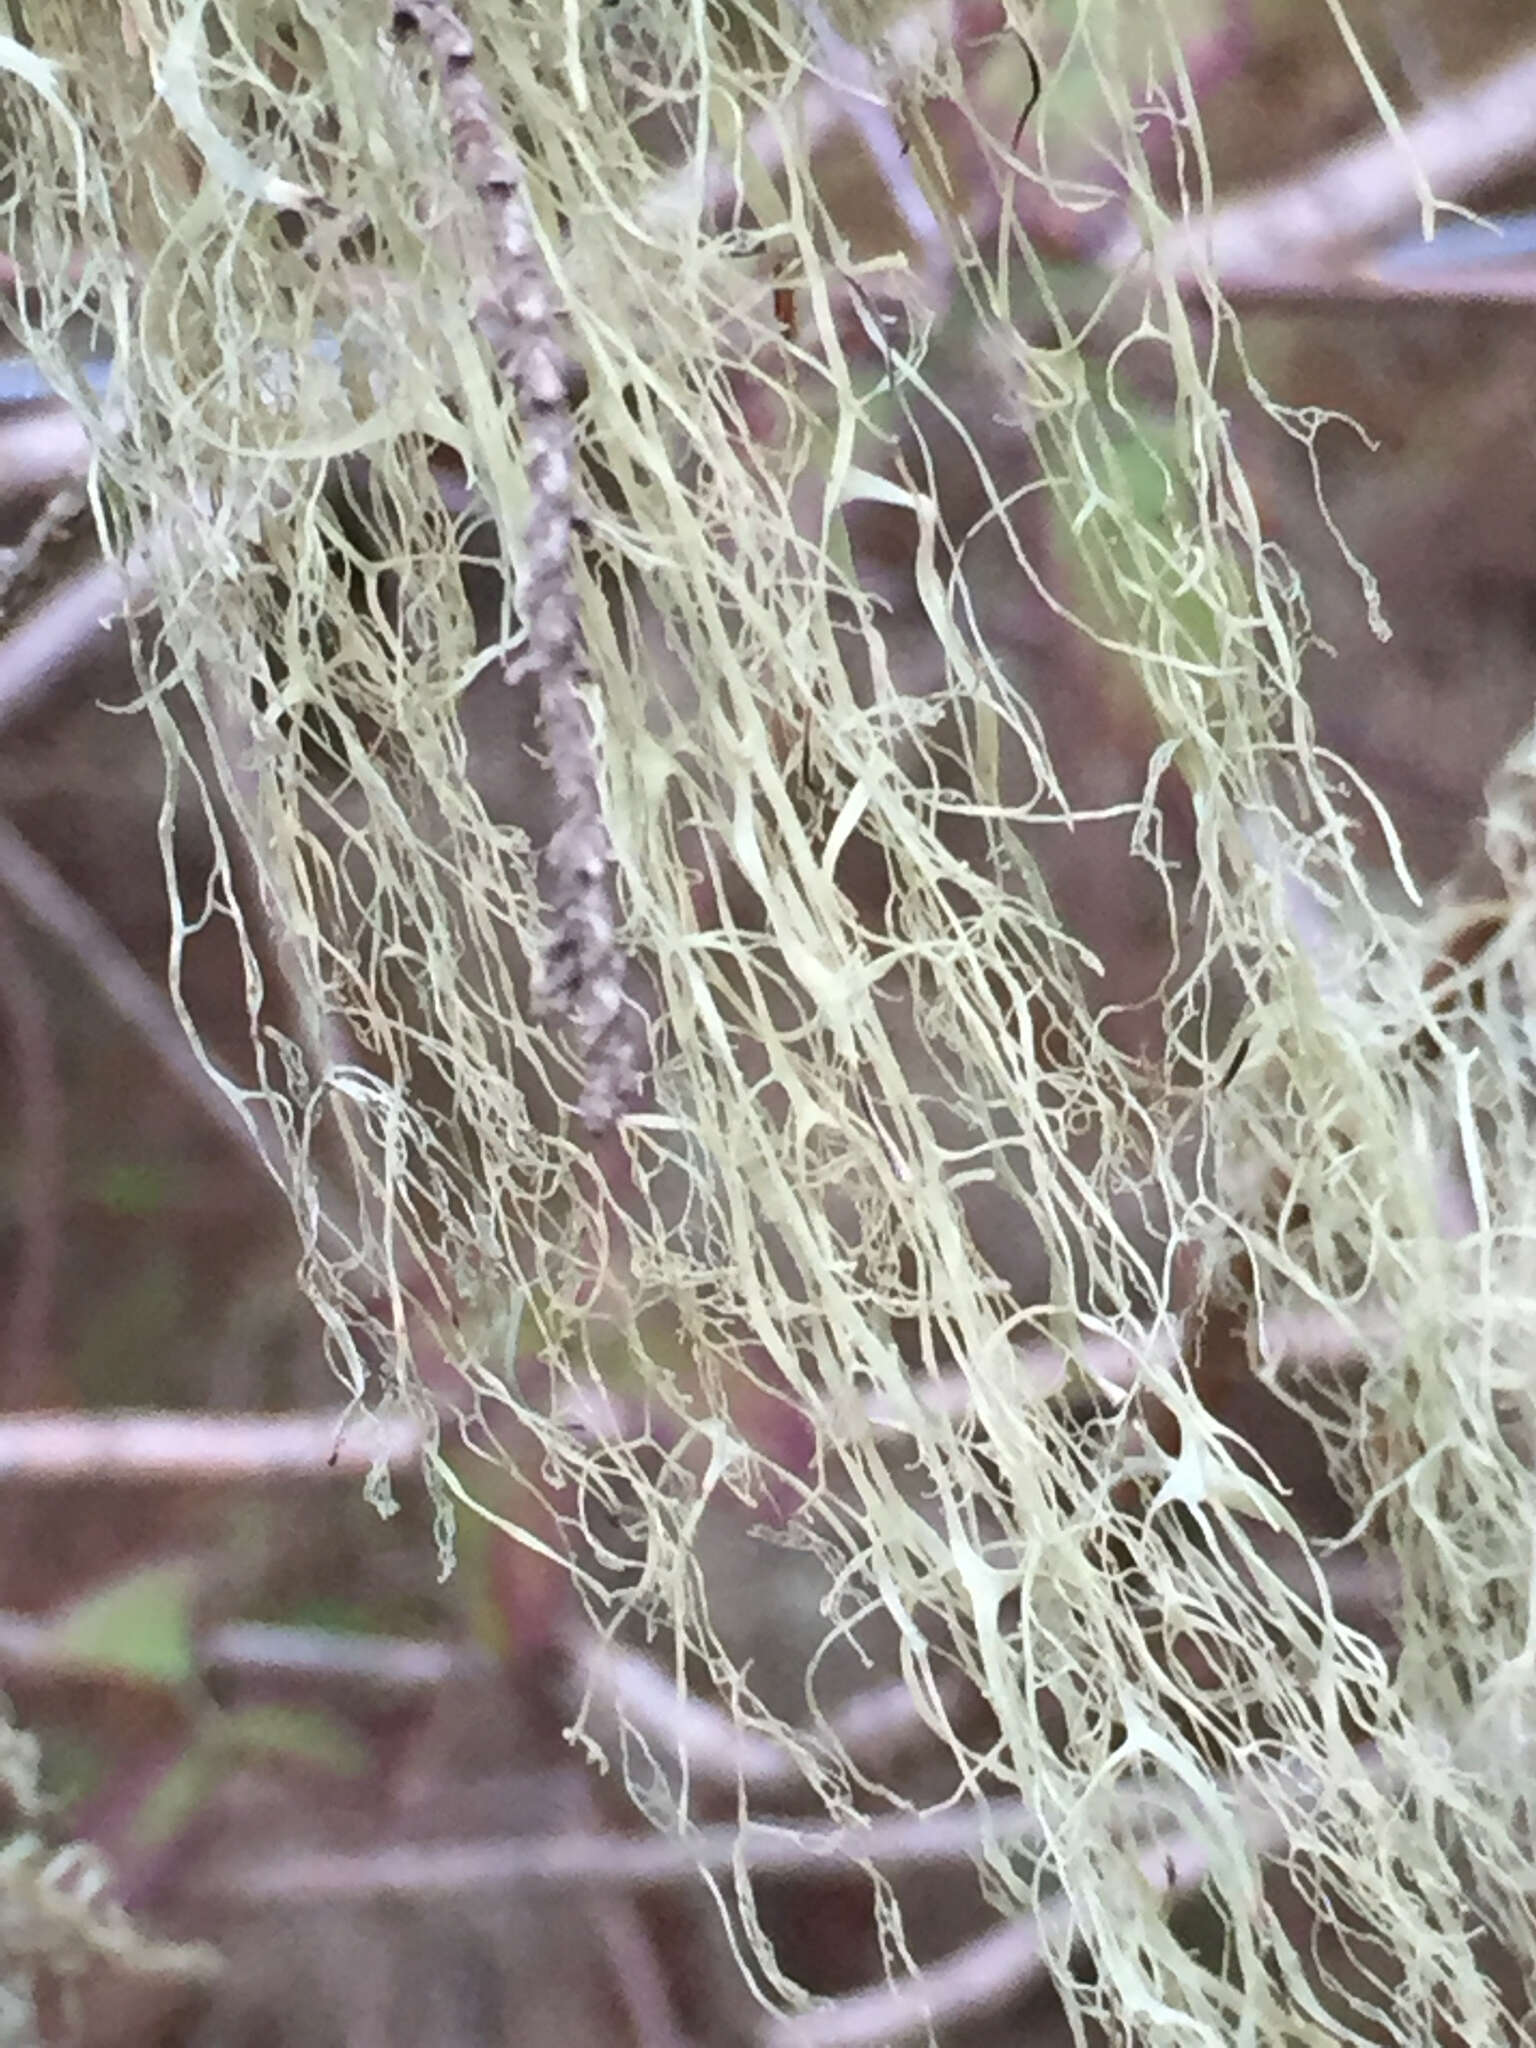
[0,904,64,1403]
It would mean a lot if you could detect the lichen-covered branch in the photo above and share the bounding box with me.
[389,1,642,1129]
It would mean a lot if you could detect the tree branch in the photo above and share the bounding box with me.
[0,811,261,1160]
[0,1409,424,1484]
[1109,42,1536,285]
[215,1794,1044,1903]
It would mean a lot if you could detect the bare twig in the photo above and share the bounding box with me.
[1250,1545,1400,1631]
[202,1620,462,1688]
[1375,0,1445,105]
[765,1898,1056,2047]
[763,1751,1389,2048]
[792,1,948,279]
[0,1409,424,1483]
[823,1676,949,1763]
[0,559,127,736]
[564,1771,696,2048]
[0,1609,469,1694]
[0,811,261,1160]
[1134,3,1254,193]
[390,1,642,1129]
[0,479,94,630]
[574,1637,957,1793]
[216,1793,1044,1904]
[0,904,64,1402]
[1108,42,1536,284]
[866,1328,1165,1425]
[870,1304,1396,1431]
[573,1634,804,1791]
[642,2,951,235]
[1199,253,1536,309]
[0,404,91,496]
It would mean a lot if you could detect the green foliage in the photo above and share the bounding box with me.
[127,1706,367,1851]
[92,1162,177,1217]
[48,1562,199,1690]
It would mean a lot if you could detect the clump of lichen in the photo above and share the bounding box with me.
[3,2,1534,2037]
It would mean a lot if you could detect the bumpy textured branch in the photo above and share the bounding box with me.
[390,1,642,1129]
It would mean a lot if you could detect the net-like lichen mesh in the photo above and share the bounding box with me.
[5,0,1536,2037]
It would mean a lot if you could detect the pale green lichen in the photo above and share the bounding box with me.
[0,1703,214,2039]
[4,1,1533,2037]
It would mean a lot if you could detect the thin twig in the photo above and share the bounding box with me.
[0,1609,469,1694]
[642,2,951,235]
[215,1794,1044,1904]
[0,403,91,495]
[0,479,94,630]
[765,1898,1056,2047]
[1198,255,1536,308]
[1134,2,1253,190]
[203,1620,461,1688]
[0,810,261,1161]
[1108,41,1536,284]
[0,1409,424,1483]
[1375,0,1445,104]
[565,1771,696,2048]
[1247,1545,1400,1631]
[791,1,948,280]
[574,1633,804,1791]
[391,1,642,1128]
[574,1636,955,1793]
[763,1750,1389,2048]
[869,1304,1396,1431]
[0,903,64,1402]
[0,559,128,736]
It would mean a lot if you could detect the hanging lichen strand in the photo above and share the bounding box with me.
[3,0,1534,2038]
